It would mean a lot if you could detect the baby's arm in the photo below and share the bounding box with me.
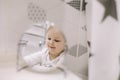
[23,51,42,66]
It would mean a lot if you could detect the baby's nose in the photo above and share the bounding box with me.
[49,40,54,44]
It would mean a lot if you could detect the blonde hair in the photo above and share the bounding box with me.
[47,26,67,42]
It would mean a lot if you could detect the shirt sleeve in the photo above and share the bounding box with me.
[23,51,42,66]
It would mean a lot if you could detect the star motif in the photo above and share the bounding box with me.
[89,53,94,58]
[61,0,65,1]
[87,41,91,48]
[69,44,88,57]
[98,0,118,21]
[67,0,80,11]
[118,75,120,80]
[82,0,87,11]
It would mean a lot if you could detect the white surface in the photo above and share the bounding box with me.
[0,53,82,80]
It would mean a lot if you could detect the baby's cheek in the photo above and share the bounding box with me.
[46,41,49,45]
[59,45,65,50]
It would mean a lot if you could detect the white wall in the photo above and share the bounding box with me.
[0,0,31,53]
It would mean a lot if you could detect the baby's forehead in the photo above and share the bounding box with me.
[47,27,62,35]
[47,27,65,38]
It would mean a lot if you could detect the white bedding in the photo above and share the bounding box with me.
[0,54,83,80]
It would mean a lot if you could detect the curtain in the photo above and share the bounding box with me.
[88,0,120,80]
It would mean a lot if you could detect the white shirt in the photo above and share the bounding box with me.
[23,47,65,71]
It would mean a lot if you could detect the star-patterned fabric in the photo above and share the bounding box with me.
[67,0,81,11]
[89,0,120,80]
[98,0,118,22]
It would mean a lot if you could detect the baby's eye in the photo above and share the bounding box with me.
[48,38,51,40]
[54,39,60,42]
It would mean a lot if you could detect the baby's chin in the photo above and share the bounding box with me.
[49,51,57,55]
[49,49,64,55]
[49,49,60,54]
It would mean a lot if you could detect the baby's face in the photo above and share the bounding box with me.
[46,28,65,57]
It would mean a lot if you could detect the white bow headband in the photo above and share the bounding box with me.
[45,21,55,29]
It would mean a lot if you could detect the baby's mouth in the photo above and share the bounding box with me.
[49,45,56,49]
